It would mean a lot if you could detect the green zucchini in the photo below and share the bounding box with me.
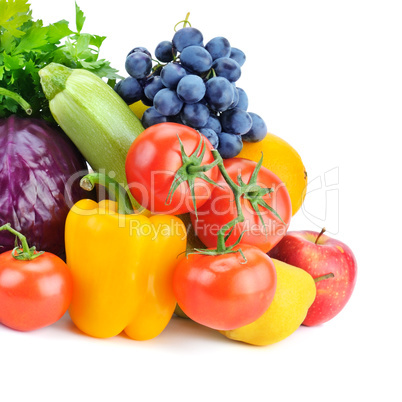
[39,62,144,208]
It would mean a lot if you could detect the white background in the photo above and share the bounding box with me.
[1,0,401,401]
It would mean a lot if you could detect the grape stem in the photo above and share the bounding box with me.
[174,12,191,31]
[204,68,217,80]
[183,12,191,27]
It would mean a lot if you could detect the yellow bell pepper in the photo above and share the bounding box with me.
[65,173,187,340]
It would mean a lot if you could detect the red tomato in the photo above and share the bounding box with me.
[191,158,292,253]
[125,122,219,215]
[0,250,73,331]
[172,245,277,330]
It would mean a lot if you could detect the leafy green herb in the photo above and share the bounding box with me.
[0,0,121,121]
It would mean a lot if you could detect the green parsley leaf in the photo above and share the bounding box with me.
[46,20,73,44]
[0,1,121,121]
[0,0,31,38]
[75,2,86,34]
[90,35,106,49]
[13,20,49,55]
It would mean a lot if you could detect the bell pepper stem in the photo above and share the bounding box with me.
[80,172,134,215]
[0,223,43,260]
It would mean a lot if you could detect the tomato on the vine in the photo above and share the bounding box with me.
[173,244,277,331]
[125,122,219,215]
[190,158,292,253]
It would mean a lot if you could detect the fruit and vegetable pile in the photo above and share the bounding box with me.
[0,1,357,346]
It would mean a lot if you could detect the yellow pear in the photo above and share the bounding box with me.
[220,259,316,346]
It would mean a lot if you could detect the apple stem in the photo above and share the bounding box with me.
[315,227,326,244]
[314,273,335,283]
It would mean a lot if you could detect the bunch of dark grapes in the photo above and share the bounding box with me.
[114,18,267,158]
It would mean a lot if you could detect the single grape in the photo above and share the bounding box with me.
[127,47,152,58]
[229,47,246,66]
[180,102,210,128]
[217,132,243,158]
[153,88,184,116]
[229,84,239,109]
[199,127,219,149]
[212,57,241,82]
[176,74,206,104]
[160,62,187,88]
[155,40,177,62]
[203,113,222,133]
[172,27,203,51]
[236,87,249,110]
[114,77,144,104]
[220,107,253,135]
[114,80,122,91]
[143,76,165,101]
[125,51,152,79]
[205,36,231,60]
[204,76,235,112]
[179,45,213,74]
[220,107,252,135]
[141,107,169,128]
[242,112,268,142]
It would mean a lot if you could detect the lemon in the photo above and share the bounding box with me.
[129,100,149,119]
[237,133,307,216]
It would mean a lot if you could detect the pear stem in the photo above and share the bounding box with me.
[315,227,326,244]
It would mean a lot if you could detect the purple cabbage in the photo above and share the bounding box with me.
[0,116,92,258]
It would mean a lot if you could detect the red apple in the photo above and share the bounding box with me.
[268,228,357,326]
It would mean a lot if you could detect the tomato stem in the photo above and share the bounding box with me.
[210,150,245,252]
[178,137,283,258]
[187,158,220,174]
[210,150,284,251]
[0,223,44,260]
[166,133,219,220]
[80,172,134,215]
